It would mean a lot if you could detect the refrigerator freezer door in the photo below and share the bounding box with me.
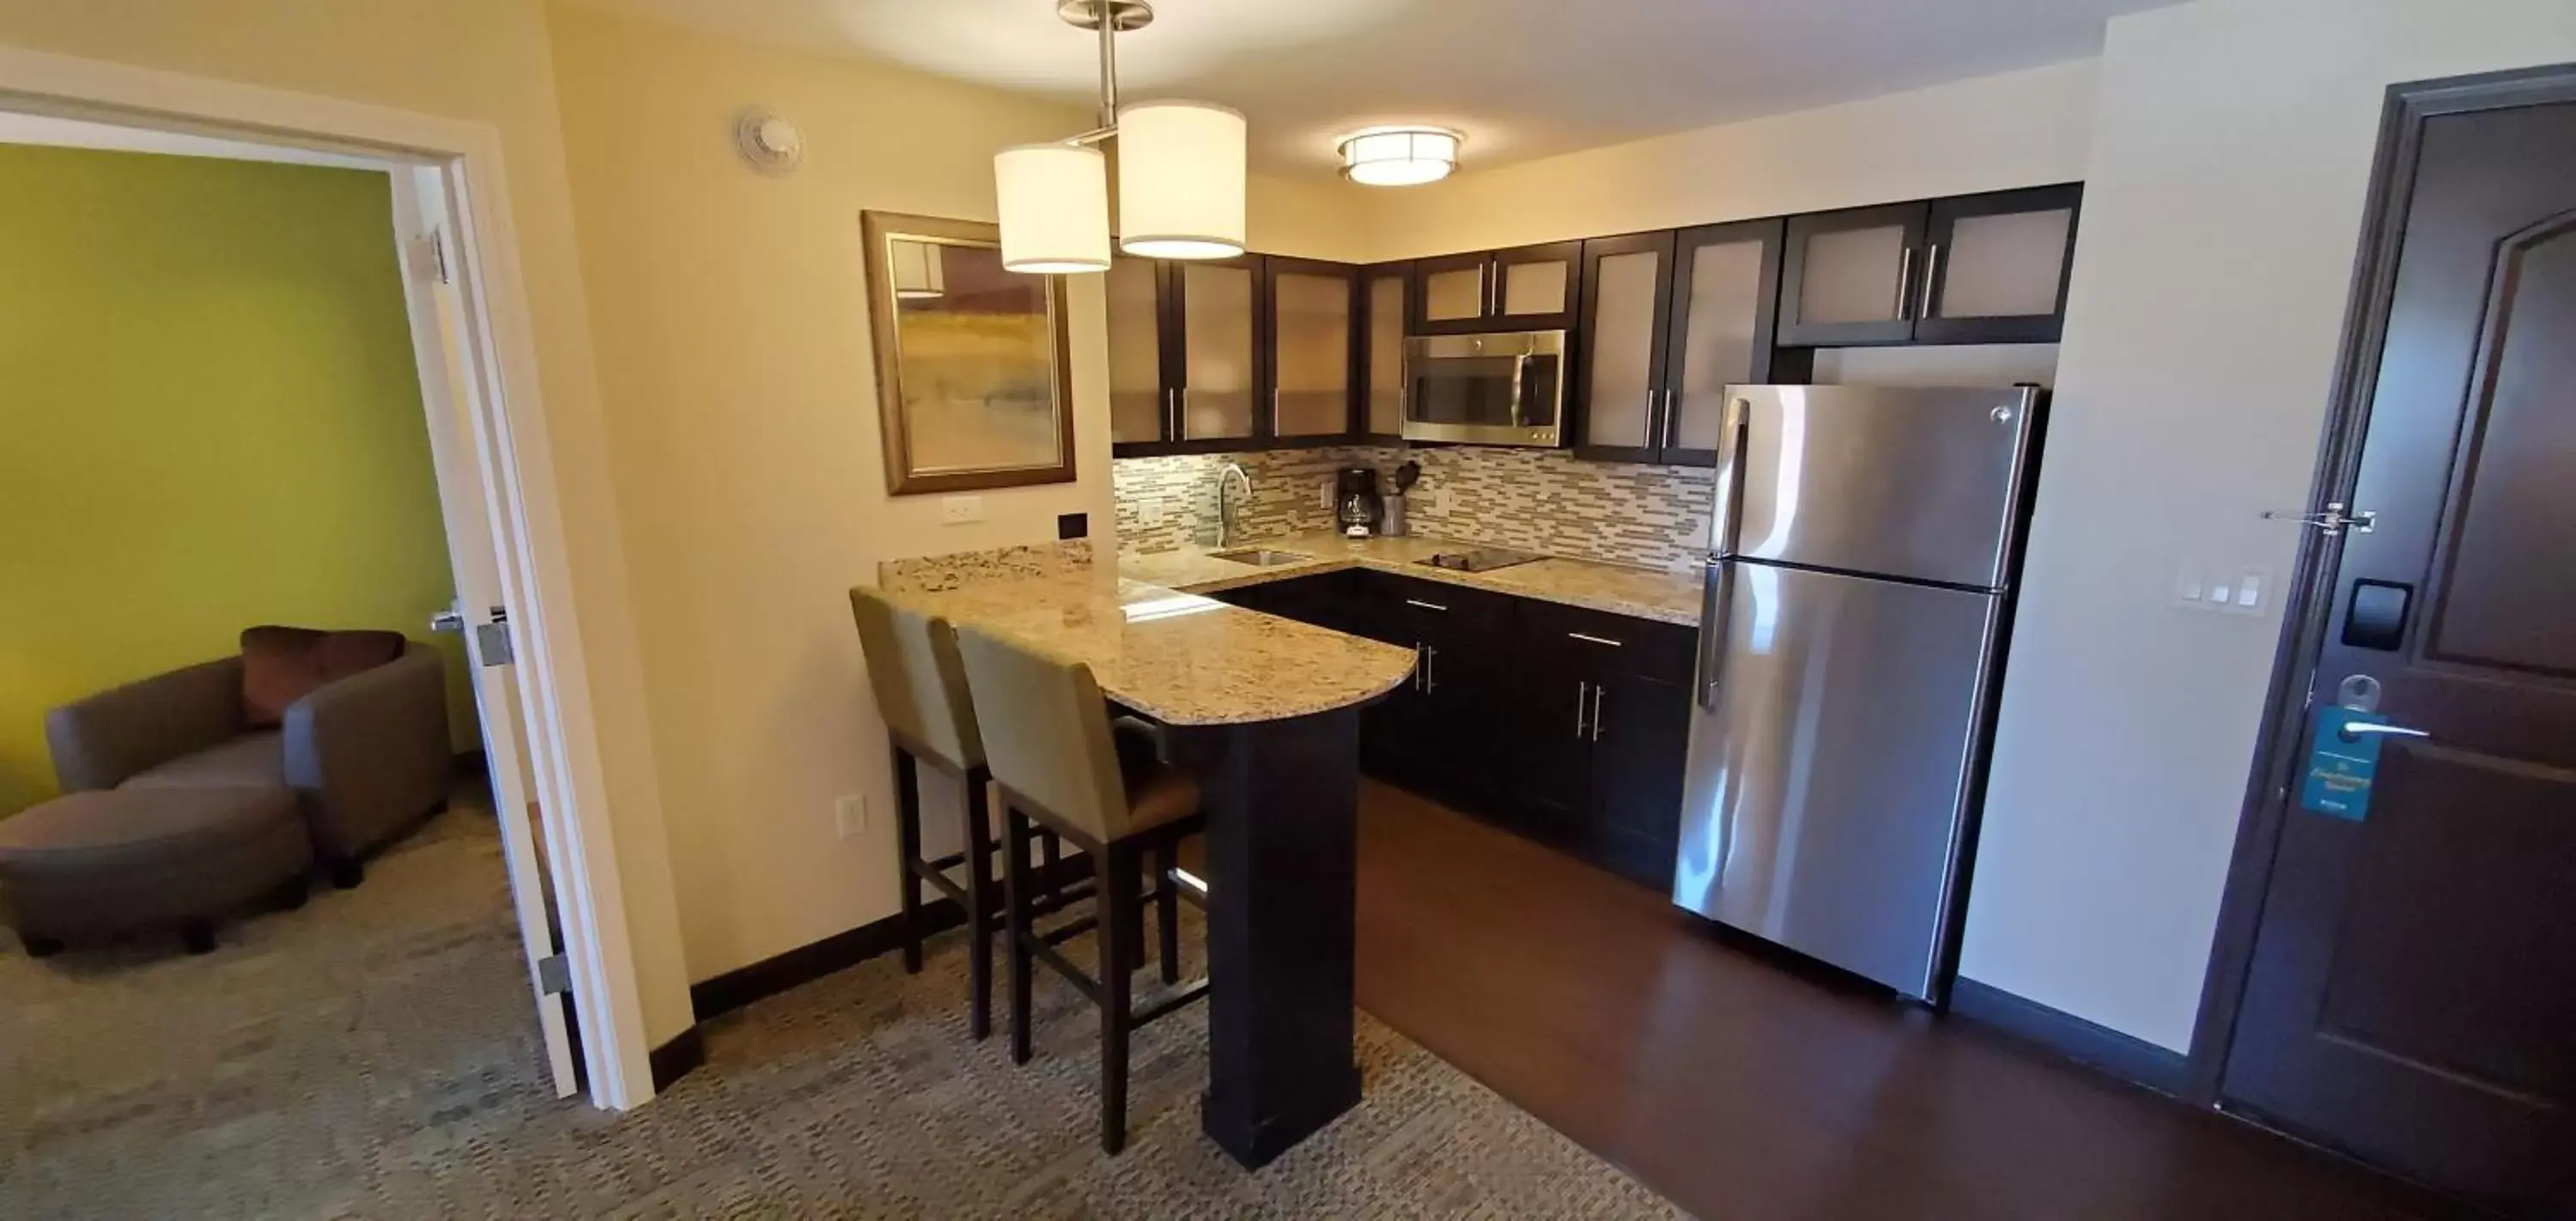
[1674,562,2001,998]
[1715,385,2038,590]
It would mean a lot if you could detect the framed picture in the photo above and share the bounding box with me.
[861,211,1078,495]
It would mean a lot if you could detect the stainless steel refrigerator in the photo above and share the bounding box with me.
[1674,384,2043,1001]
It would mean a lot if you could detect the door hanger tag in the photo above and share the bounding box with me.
[2302,675,2389,821]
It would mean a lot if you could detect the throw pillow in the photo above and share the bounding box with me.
[240,626,408,728]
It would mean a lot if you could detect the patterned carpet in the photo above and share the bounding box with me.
[2,802,1680,1218]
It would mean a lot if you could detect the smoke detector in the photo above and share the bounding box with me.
[733,107,804,175]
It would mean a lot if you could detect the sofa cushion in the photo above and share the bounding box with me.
[0,785,301,876]
[240,626,407,728]
[120,730,287,791]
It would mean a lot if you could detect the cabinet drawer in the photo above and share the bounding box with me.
[1363,571,1516,640]
[1519,599,1695,683]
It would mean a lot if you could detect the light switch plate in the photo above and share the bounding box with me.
[834,793,868,839]
[939,495,985,525]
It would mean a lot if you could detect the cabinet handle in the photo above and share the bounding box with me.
[1413,643,1425,693]
[1404,598,1449,612]
[1423,645,1437,692]
[1574,679,1590,738]
[1918,242,1941,320]
[1566,632,1624,648]
[1894,246,1916,321]
[1591,683,1607,742]
[1168,386,1182,440]
[1661,387,1679,450]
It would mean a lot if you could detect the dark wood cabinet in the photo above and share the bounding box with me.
[1358,262,1410,441]
[1913,184,2083,345]
[1407,241,1582,335]
[1508,599,1695,890]
[1358,573,1516,810]
[1571,220,1785,467]
[1110,252,1364,457]
[1777,185,2081,348]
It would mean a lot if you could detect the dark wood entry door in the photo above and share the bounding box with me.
[2221,82,2576,1218]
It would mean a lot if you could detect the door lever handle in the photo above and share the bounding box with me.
[2338,721,2429,742]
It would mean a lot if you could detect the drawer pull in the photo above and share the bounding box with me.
[1404,598,1450,612]
[1566,632,1624,647]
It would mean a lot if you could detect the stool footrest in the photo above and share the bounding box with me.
[1132,980,1210,1028]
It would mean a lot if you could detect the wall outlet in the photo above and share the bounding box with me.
[1430,486,1454,514]
[939,495,985,525]
[1320,479,1334,511]
[834,793,869,839]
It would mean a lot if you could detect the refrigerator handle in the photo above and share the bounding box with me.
[1708,395,1750,556]
[1695,558,1735,713]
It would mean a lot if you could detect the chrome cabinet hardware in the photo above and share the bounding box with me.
[1590,683,1607,742]
[1566,632,1624,647]
[1894,246,1915,320]
[1918,243,1942,319]
[1423,645,1437,692]
[1404,598,1449,612]
[1574,680,1590,738]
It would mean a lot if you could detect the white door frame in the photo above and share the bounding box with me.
[0,45,656,1109]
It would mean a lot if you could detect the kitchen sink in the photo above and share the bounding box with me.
[1208,548,1312,568]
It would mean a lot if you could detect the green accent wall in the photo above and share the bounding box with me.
[0,145,471,817]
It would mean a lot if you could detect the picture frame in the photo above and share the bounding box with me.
[860,210,1078,495]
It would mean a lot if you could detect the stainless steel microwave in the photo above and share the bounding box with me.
[1400,330,1566,447]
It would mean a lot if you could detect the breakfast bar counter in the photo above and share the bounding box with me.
[885,565,1414,1167]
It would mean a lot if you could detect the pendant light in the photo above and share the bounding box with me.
[993,0,1245,273]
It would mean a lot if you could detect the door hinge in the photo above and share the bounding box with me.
[475,607,513,667]
[536,953,572,995]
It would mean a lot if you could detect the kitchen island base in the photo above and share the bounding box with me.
[1170,706,1366,1169]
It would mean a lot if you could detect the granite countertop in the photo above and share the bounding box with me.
[1119,531,1705,627]
[883,567,1418,727]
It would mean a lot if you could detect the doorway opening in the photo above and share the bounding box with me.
[0,66,645,1118]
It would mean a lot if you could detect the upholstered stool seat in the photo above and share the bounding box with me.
[0,785,311,954]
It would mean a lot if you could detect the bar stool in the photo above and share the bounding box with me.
[951,624,1208,1155]
[848,586,1066,1041]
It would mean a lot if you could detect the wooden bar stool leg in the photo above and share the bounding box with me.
[1153,839,1182,985]
[1097,839,1134,1155]
[963,767,996,1041]
[891,738,925,975]
[1004,805,1036,1066]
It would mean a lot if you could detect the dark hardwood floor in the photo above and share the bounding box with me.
[1350,781,2443,1221]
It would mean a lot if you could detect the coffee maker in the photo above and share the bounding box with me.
[1334,467,1382,537]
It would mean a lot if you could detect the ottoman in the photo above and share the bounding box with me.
[0,786,312,956]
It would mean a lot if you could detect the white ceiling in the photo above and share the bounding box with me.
[564,0,2171,175]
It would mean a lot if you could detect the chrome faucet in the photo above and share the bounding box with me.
[1214,462,1252,548]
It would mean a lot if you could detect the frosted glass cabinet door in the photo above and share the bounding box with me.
[1106,255,1169,445]
[1915,184,2082,344]
[1493,241,1581,329]
[1267,258,1355,437]
[1777,202,1927,346]
[1417,254,1487,329]
[1179,259,1259,441]
[1575,234,1674,454]
[1364,269,1407,437]
[1665,218,1784,462]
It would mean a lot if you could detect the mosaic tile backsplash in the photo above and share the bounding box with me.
[1113,447,1714,573]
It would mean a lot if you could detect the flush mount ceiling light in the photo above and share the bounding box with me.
[993,0,1246,274]
[1337,125,1461,187]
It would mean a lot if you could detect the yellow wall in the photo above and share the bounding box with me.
[0,0,695,1044]
[1362,60,2099,260]
[0,145,471,816]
